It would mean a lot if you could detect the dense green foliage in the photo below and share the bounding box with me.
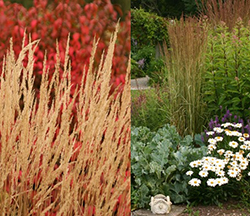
[131,8,168,47]
[131,8,167,80]
[131,125,207,209]
[204,20,250,120]
[131,0,184,18]
[131,0,202,18]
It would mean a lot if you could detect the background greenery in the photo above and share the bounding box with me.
[131,0,202,18]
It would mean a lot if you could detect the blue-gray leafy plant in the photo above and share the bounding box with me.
[131,125,207,209]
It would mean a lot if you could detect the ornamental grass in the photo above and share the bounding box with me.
[200,0,250,30]
[0,27,130,215]
[163,17,208,137]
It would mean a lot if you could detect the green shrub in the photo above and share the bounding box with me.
[131,125,207,209]
[131,88,169,131]
[204,19,250,120]
[131,8,168,48]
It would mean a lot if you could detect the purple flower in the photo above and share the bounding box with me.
[132,38,138,46]
[209,119,214,129]
[224,109,231,119]
[137,58,145,69]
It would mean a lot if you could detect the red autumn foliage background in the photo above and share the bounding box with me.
[0,0,130,215]
[0,0,130,95]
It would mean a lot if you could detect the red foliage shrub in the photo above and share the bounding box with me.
[0,0,130,95]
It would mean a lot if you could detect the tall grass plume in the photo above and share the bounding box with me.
[200,0,250,30]
[163,17,208,137]
[0,28,130,215]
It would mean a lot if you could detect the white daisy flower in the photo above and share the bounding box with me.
[197,160,202,166]
[224,150,233,157]
[248,172,250,176]
[216,170,225,177]
[189,178,201,186]
[215,136,223,141]
[213,127,224,133]
[223,157,230,164]
[239,158,248,165]
[236,174,242,181]
[202,163,211,171]
[206,131,215,135]
[203,156,212,162]
[243,133,249,138]
[228,169,238,178]
[221,177,229,184]
[199,170,209,178]
[232,131,242,137]
[234,153,244,161]
[240,164,248,170]
[217,149,225,155]
[216,178,224,186]
[229,141,238,148]
[208,144,216,151]
[230,160,238,167]
[234,123,242,128]
[208,138,217,145]
[240,144,248,150]
[232,167,240,173]
[246,153,250,158]
[238,137,246,142]
[225,130,233,136]
[215,162,225,170]
[186,171,193,176]
[207,178,217,187]
[210,166,216,172]
[221,123,233,128]
[190,161,199,168]
[244,140,250,145]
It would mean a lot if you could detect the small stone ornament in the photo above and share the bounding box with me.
[149,194,172,215]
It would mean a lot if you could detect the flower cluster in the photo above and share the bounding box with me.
[187,120,250,188]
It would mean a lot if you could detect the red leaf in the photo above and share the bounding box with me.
[31,20,38,29]
[73,32,80,41]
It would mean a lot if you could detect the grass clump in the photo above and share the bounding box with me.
[0,28,130,215]
[163,17,208,137]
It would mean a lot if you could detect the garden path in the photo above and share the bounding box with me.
[131,76,150,90]
[131,205,185,216]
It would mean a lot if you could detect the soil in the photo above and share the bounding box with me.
[179,200,250,216]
